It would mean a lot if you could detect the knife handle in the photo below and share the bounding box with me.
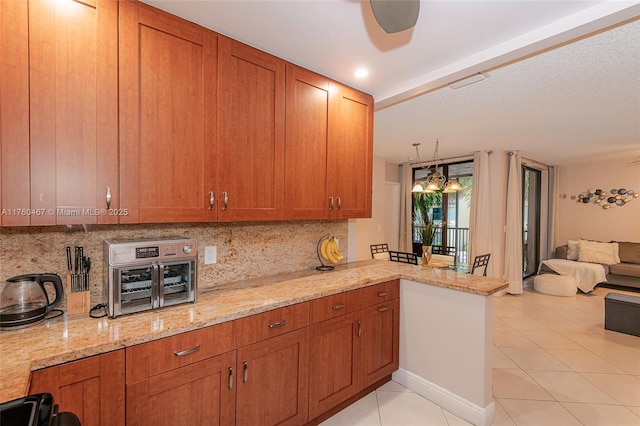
[66,246,72,271]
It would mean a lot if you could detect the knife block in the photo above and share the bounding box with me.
[67,291,91,316]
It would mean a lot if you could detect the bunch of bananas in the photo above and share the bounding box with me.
[320,237,344,264]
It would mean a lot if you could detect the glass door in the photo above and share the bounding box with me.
[116,265,154,315]
[160,260,196,307]
[523,167,542,277]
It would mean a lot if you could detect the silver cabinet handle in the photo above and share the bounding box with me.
[209,191,215,210]
[329,197,334,211]
[332,304,345,310]
[228,367,233,389]
[243,361,248,383]
[223,192,229,210]
[378,306,390,313]
[105,186,112,209]
[174,344,200,357]
[268,320,286,329]
[357,320,362,337]
[336,197,342,210]
[378,291,389,297]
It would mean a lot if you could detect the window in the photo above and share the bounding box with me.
[412,161,473,263]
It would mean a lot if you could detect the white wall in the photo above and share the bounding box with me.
[556,158,640,244]
[349,156,401,260]
[395,279,494,425]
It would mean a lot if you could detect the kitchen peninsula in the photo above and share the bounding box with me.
[0,260,506,425]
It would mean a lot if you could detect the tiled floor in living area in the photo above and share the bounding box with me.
[321,285,640,426]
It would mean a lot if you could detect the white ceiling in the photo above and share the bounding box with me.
[143,0,640,166]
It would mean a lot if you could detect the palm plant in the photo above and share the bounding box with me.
[413,193,438,246]
[419,221,436,246]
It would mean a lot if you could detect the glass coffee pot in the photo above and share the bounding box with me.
[0,273,64,330]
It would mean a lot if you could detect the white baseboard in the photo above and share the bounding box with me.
[392,368,495,426]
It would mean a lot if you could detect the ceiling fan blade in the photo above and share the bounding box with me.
[370,0,420,34]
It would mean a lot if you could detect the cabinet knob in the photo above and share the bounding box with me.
[243,361,248,383]
[332,304,345,310]
[228,366,233,389]
[329,197,334,211]
[209,191,215,210]
[223,192,229,210]
[336,197,341,210]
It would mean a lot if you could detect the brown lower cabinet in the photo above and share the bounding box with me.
[237,328,309,426]
[29,350,125,426]
[27,281,399,426]
[308,283,400,421]
[126,351,236,426]
[308,311,362,419]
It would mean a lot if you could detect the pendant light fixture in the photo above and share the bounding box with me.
[411,139,461,194]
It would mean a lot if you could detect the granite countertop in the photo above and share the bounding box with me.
[0,260,507,402]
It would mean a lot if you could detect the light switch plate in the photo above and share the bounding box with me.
[204,245,217,265]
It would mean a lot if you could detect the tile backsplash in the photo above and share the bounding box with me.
[0,220,348,309]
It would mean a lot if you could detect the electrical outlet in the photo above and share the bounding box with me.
[204,246,217,265]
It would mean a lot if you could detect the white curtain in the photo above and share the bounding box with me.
[548,166,560,257]
[468,151,493,274]
[503,152,523,294]
[398,163,413,252]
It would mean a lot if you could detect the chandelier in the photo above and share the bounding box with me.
[411,139,461,194]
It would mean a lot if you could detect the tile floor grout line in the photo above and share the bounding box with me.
[374,389,382,426]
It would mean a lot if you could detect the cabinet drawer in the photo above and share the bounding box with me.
[237,302,309,347]
[360,280,399,307]
[310,289,361,323]
[126,321,236,383]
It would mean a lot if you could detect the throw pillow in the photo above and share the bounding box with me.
[577,240,619,265]
[614,241,640,265]
[566,240,580,260]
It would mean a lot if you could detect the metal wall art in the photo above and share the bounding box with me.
[571,188,639,209]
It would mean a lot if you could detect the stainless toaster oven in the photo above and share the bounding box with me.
[103,237,197,318]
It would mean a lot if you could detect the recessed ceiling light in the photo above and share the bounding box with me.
[354,67,369,78]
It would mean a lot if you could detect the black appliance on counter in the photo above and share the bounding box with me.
[0,393,80,426]
[103,237,197,318]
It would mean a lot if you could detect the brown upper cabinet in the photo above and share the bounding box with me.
[284,65,331,220]
[217,37,286,222]
[328,83,374,219]
[285,65,373,220]
[1,0,119,226]
[119,1,217,224]
[1,0,372,227]
[0,0,30,226]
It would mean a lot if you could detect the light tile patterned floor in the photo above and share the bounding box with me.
[321,285,640,426]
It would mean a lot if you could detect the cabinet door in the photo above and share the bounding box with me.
[27,0,118,225]
[328,83,373,219]
[236,328,309,426]
[30,350,125,426]
[360,298,400,388]
[119,2,217,223]
[218,37,285,221]
[308,312,361,420]
[284,64,331,220]
[0,0,30,226]
[126,351,236,426]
